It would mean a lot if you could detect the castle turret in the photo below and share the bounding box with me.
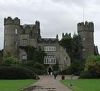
[4,17,20,56]
[77,21,94,59]
[34,21,41,39]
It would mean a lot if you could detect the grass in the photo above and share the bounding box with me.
[61,79,100,91]
[0,79,37,91]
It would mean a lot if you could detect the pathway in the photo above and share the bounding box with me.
[30,75,73,91]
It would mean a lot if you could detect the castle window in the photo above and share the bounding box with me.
[22,39,27,46]
[83,49,86,51]
[44,56,56,64]
[44,46,56,52]
[83,38,85,41]
[22,55,27,60]
[15,29,18,34]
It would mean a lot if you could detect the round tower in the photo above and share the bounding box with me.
[77,21,94,59]
[4,17,20,56]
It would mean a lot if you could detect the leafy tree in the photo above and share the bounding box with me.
[59,33,82,61]
[80,55,100,78]
[0,50,3,64]
[85,55,100,72]
[59,33,83,75]
[20,46,46,63]
[72,34,82,60]
[59,33,72,57]
[3,52,18,66]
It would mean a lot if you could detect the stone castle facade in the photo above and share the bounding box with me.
[77,21,98,59]
[4,17,70,70]
[4,17,98,70]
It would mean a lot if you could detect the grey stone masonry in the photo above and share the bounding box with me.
[4,17,71,71]
[77,21,94,59]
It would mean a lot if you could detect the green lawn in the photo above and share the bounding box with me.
[61,79,100,91]
[0,79,37,91]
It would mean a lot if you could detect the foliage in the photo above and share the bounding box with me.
[20,46,46,64]
[85,55,100,71]
[59,33,83,75]
[33,62,45,69]
[2,52,19,66]
[0,50,3,63]
[59,33,82,60]
[52,63,59,71]
[0,66,36,79]
[59,33,72,57]
[80,55,100,78]
[19,46,47,74]
[72,34,82,60]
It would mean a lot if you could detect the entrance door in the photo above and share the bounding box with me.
[47,66,53,75]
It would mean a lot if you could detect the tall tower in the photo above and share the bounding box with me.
[34,21,41,40]
[77,21,94,59]
[4,17,20,57]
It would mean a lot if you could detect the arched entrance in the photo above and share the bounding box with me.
[47,65,53,75]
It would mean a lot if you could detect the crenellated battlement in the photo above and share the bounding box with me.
[77,21,94,32]
[4,17,20,25]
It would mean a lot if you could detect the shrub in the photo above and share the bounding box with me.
[80,70,100,79]
[32,62,46,75]
[0,66,36,79]
[80,55,100,79]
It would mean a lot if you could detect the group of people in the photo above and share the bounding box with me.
[48,67,58,79]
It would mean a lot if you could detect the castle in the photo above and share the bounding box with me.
[4,17,98,70]
[4,17,70,70]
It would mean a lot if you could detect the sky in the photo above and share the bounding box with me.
[0,0,100,53]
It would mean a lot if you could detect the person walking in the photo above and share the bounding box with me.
[48,67,53,75]
[53,71,58,79]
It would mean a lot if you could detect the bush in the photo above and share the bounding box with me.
[33,68,46,75]
[59,65,83,76]
[59,68,72,75]
[32,62,46,75]
[80,70,100,79]
[0,66,36,79]
[80,71,93,79]
[80,55,100,79]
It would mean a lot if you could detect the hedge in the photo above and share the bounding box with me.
[80,70,100,79]
[0,66,36,79]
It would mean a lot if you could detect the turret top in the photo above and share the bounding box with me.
[77,21,94,32]
[4,17,20,25]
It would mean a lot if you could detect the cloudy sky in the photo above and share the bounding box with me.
[0,0,100,52]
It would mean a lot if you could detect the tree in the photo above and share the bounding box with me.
[59,33,83,75]
[59,33,82,61]
[59,33,72,57]
[85,55,100,72]
[0,50,3,64]
[80,55,100,78]
[72,34,82,60]
[19,46,46,68]
[3,52,18,66]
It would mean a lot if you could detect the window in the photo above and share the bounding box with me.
[22,55,27,60]
[23,39,27,46]
[83,38,85,41]
[44,46,56,51]
[83,48,86,51]
[44,56,56,64]
[15,29,18,34]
